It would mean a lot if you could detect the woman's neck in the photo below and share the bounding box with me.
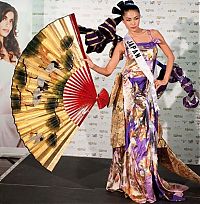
[129,28,145,35]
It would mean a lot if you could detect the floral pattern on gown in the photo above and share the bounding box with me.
[106,35,188,203]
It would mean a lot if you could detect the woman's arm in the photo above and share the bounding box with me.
[84,41,124,77]
[151,29,175,89]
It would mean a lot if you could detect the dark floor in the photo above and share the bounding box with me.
[0,155,200,204]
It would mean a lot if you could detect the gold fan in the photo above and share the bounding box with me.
[11,14,109,171]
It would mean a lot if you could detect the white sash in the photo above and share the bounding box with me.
[124,33,159,111]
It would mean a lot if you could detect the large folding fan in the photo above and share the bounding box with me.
[11,14,109,171]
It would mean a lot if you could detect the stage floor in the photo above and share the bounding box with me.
[0,155,200,204]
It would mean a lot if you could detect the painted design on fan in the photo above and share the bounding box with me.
[45,61,60,72]
[62,50,74,71]
[47,133,57,147]
[22,32,49,65]
[12,31,77,148]
[29,133,44,144]
[32,61,60,106]
[60,35,74,71]
[11,59,27,112]
[45,97,59,112]
[46,115,60,130]
[60,35,73,50]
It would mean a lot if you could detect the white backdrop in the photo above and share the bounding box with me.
[1,0,199,164]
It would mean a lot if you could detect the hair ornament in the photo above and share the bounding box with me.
[124,1,135,6]
[112,1,135,16]
[112,6,122,15]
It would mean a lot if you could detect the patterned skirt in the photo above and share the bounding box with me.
[106,75,188,203]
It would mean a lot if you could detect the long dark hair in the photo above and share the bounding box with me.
[0,1,20,60]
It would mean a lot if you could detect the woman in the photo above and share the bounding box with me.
[0,1,20,63]
[0,1,21,147]
[84,1,189,203]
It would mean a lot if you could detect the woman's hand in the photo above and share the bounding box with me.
[83,55,95,69]
[154,79,168,90]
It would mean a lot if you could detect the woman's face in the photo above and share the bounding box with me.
[0,11,14,38]
[122,10,141,32]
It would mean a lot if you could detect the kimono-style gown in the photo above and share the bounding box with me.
[106,30,189,203]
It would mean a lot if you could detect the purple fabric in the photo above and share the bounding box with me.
[128,76,147,92]
[136,41,157,48]
[125,119,137,150]
[125,122,131,150]
[153,107,158,133]
[172,194,186,201]
[145,176,156,201]
[134,137,149,165]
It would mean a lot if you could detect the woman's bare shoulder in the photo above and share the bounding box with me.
[150,29,164,39]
